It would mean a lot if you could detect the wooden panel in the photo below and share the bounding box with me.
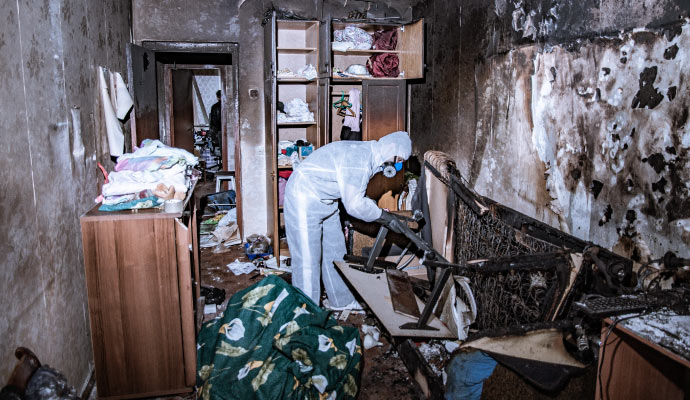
[81,220,128,394]
[264,12,278,256]
[318,78,330,145]
[362,79,406,141]
[362,79,406,200]
[318,16,331,77]
[398,19,424,79]
[596,321,690,400]
[305,81,319,146]
[171,69,195,153]
[334,261,454,338]
[191,202,201,303]
[81,217,188,397]
[175,219,196,387]
[127,43,159,146]
[305,21,319,68]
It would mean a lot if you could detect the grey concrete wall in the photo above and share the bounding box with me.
[410,0,690,262]
[0,0,131,387]
[132,0,415,238]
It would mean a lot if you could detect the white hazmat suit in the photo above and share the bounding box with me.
[284,131,412,308]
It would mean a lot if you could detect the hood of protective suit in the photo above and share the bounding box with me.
[372,131,412,166]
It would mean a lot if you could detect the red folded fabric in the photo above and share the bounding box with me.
[278,170,293,179]
[367,29,399,77]
[367,53,399,77]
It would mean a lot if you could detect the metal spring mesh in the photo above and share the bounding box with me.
[461,268,561,330]
[445,172,567,330]
[454,200,561,262]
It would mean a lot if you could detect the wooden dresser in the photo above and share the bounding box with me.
[80,195,199,399]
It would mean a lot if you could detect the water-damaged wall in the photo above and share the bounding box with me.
[411,0,690,261]
[0,0,131,386]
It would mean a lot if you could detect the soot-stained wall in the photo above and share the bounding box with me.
[411,0,690,261]
[0,0,131,385]
[132,0,415,238]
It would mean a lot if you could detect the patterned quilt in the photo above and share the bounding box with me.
[197,275,362,399]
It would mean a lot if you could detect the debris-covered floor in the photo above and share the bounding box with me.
[194,178,609,399]
[198,244,419,400]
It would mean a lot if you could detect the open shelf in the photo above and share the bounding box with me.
[331,75,406,82]
[277,47,317,53]
[278,121,317,126]
[333,49,401,54]
[277,78,317,83]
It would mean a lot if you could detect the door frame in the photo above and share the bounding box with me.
[142,41,242,237]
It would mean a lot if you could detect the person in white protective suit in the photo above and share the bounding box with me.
[284,131,412,309]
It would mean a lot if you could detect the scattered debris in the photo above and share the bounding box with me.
[620,311,690,359]
[361,324,383,349]
[226,259,257,276]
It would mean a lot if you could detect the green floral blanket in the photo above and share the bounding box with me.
[197,275,362,399]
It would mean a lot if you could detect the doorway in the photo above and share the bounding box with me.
[128,41,242,235]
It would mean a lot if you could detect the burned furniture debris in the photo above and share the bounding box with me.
[341,150,649,396]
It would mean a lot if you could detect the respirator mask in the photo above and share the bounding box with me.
[382,157,403,178]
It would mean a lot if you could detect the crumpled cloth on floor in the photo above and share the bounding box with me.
[196,275,362,400]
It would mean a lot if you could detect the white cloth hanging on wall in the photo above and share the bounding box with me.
[112,72,133,120]
[99,66,124,157]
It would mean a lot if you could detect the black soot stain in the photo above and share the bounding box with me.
[664,25,683,41]
[665,159,690,221]
[673,107,688,130]
[664,44,679,60]
[625,209,637,223]
[591,180,604,199]
[631,66,664,109]
[667,86,677,101]
[666,146,677,155]
[599,204,613,226]
[644,153,666,173]
[652,176,667,192]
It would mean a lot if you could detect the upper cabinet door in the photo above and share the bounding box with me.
[264,12,279,255]
[398,19,424,79]
[318,16,332,78]
[127,43,159,147]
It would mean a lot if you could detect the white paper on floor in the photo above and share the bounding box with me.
[218,209,237,225]
[200,234,220,248]
[265,255,291,271]
[361,324,382,349]
[227,259,257,275]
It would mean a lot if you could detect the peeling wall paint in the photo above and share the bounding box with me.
[473,24,690,260]
[0,0,132,386]
[411,0,690,263]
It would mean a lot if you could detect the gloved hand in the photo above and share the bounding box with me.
[375,210,406,234]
